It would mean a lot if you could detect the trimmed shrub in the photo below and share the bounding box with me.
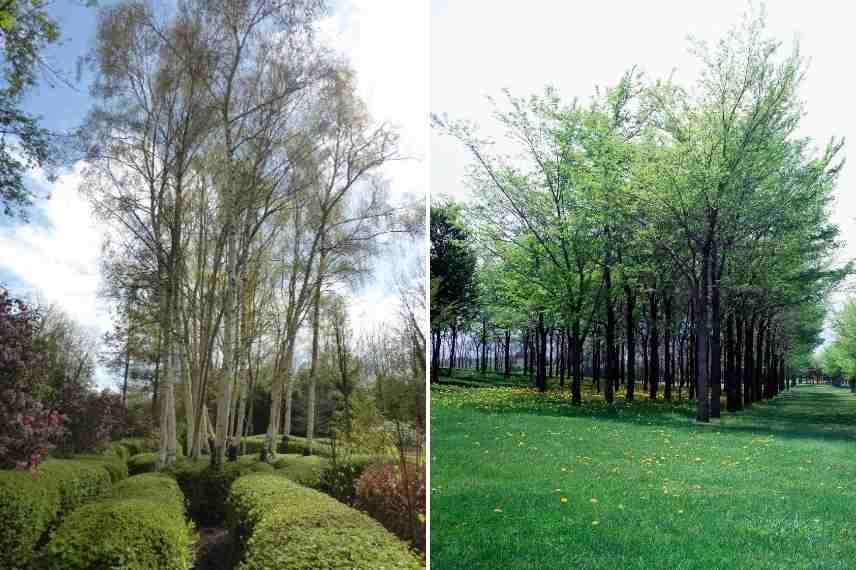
[228,473,421,569]
[0,458,112,568]
[41,473,193,569]
[168,455,274,525]
[319,454,378,504]
[128,452,158,475]
[240,434,337,457]
[0,468,61,568]
[115,437,149,457]
[39,459,112,515]
[356,462,426,552]
[71,454,129,483]
[272,453,329,489]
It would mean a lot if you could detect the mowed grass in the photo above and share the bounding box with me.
[430,381,856,569]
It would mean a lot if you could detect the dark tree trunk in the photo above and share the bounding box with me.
[648,289,659,401]
[754,321,766,402]
[572,320,582,405]
[548,329,554,379]
[430,330,442,384]
[537,313,547,392]
[664,292,673,401]
[480,318,487,374]
[743,315,755,406]
[725,311,737,412]
[604,265,616,404]
[523,330,529,377]
[559,329,566,387]
[593,331,601,394]
[710,254,722,418]
[448,324,458,377]
[625,285,637,402]
[504,330,511,376]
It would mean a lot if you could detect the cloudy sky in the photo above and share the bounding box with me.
[0,0,428,388]
[431,0,856,347]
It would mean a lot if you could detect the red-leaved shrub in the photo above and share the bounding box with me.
[0,289,67,469]
[355,461,426,552]
[0,388,66,469]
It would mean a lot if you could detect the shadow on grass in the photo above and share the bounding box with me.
[432,382,856,445]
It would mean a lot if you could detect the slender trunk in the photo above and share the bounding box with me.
[695,247,711,423]
[710,247,722,418]
[305,252,327,455]
[625,286,636,402]
[604,263,616,404]
[571,320,582,405]
[664,293,673,401]
[448,324,458,376]
[648,289,659,401]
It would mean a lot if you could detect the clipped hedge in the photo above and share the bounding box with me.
[168,455,274,525]
[228,473,421,569]
[41,473,194,570]
[319,454,378,504]
[128,452,158,475]
[108,437,149,460]
[0,459,112,569]
[240,434,335,457]
[272,453,329,489]
[72,453,130,483]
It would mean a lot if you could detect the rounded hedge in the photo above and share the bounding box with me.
[0,459,113,568]
[127,452,159,475]
[41,473,194,570]
[272,454,329,489]
[228,473,421,570]
[168,455,274,524]
[72,454,130,483]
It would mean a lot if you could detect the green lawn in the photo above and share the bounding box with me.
[430,381,856,569]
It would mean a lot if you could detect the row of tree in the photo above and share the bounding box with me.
[431,12,848,422]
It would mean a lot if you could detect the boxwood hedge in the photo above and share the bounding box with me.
[168,454,274,525]
[0,458,113,569]
[228,473,421,569]
[41,473,194,570]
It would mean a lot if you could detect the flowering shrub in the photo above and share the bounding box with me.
[0,289,67,469]
[356,461,426,552]
[58,388,125,454]
[0,388,66,470]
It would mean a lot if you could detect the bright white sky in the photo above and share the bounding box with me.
[431,0,856,347]
[0,0,428,388]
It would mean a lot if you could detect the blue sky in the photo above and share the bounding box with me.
[0,0,428,388]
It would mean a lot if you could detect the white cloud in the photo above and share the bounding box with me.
[0,162,114,386]
[0,2,428,388]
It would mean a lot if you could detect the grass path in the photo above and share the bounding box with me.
[430,383,856,569]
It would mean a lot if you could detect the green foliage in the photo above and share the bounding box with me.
[167,455,274,525]
[114,437,150,458]
[318,454,378,505]
[0,0,70,218]
[41,473,194,570]
[272,454,329,489]
[430,201,478,329]
[0,468,61,568]
[0,458,112,568]
[128,452,158,475]
[68,454,129,483]
[228,473,421,570]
